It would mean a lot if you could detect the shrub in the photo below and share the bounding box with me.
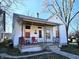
[0,39,12,48]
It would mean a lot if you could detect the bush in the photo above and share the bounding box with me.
[7,48,20,56]
[0,39,12,48]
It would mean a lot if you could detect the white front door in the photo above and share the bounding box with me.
[38,29,43,42]
[46,29,52,42]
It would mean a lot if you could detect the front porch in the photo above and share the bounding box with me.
[20,19,60,44]
[19,42,60,53]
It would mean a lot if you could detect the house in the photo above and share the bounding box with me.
[48,14,67,45]
[12,13,67,52]
[0,9,5,42]
[4,32,12,40]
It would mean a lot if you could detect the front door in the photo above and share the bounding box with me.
[38,30,43,42]
[25,32,30,38]
[39,30,42,38]
[46,29,52,42]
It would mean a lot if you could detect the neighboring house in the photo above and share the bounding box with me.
[0,10,5,42]
[4,33,12,40]
[12,13,67,52]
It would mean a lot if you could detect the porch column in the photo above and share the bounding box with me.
[56,26,60,39]
[56,26,60,45]
[21,20,23,37]
[43,25,46,42]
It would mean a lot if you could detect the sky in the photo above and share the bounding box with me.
[5,0,79,33]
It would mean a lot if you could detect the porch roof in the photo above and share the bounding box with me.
[14,13,61,26]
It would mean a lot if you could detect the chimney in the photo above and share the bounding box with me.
[37,12,39,18]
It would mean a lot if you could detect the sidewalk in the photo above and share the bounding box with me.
[0,52,52,59]
[49,47,79,59]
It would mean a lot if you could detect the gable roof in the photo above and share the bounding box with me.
[13,13,47,21]
[13,13,61,26]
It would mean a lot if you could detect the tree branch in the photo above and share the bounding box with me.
[48,3,67,25]
[68,0,75,23]
[69,11,79,24]
[48,8,54,15]
[55,0,62,17]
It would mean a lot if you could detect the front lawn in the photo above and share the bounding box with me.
[0,40,69,59]
[26,53,69,59]
[61,44,79,55]
[0,40,20,55]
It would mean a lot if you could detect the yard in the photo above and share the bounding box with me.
[0,47,69,59]
[0,53,69,59]
[0,40,69,59]
[61,44,79,55]
[24,53,69,59]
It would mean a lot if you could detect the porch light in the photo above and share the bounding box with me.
[34,30,37,34]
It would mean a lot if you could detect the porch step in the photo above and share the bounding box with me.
[20,45,42,53]
[48,45,60,51]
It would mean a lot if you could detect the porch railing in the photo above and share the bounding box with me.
[19,37,60,46]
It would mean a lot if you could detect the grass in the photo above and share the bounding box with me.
[61,44,79,55]
[0,40,20,55]
[7,47,20,56]
[0,47,20,55]
[0,40,69,59]
[0,39,11,48]
[26,53,69,59]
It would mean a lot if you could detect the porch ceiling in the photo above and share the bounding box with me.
[22,18,60,26]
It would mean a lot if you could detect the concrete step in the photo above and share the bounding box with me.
[20,45,42,53]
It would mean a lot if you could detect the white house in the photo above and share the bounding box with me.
[12,13,67,52]
[48,15,67,45]
[0,10,5,42]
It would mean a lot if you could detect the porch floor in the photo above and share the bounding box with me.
[20,42,59,46]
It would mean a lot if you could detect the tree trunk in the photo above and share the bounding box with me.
[65,25,69,45]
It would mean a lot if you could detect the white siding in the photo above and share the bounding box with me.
[0,14,5,42]
[13,19,22,46]
[48,15,63,24]
[59,25,67,45]
[47,15,67,45]
[23,25,45,42]
[13,21,54,47]
[52,26,57,38]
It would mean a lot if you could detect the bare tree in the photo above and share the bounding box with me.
[0,0,24,41]
[43,0,79,44]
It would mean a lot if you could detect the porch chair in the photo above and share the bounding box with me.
[19,37,26,48]
[32,37,37,44]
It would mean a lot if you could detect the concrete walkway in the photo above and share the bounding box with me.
[0,52,52,59]
[49,46,79,59]
[0,50,79,59]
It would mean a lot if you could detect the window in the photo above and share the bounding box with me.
[46,29,50,39]
[38,27,42,29]
[25,25,30,29]
[39,30,42,38]
[56,29,59,38]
